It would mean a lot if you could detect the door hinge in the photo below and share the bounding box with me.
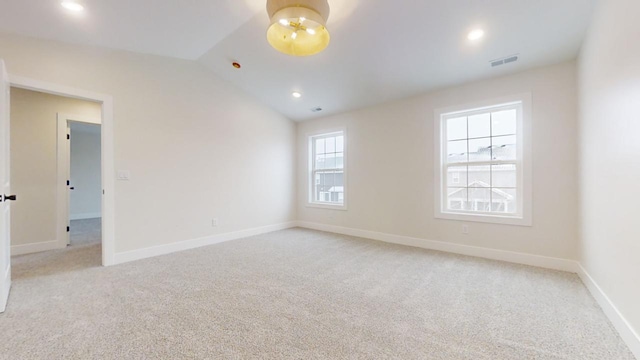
[67,226,70,232]
[67,180,70,186]
[67,134,70,140]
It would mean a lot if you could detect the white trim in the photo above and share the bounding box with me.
[70,213,101,221]
[434,93,533,226]
[57,113,102,247]
[10,240,63,256]
[59,112,100,125]
[112,222,297,265]
[295,221,578,272]
[305,202,349,211]
[0,266,9,313]
[9,75,116,266]
[577,265,640,359]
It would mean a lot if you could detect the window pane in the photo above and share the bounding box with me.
[492,135,517,161]
[314,172,324,202]
[447,117,467,141]
[324,153,336,169]
[492,109,517,136]
[468,113,490,138]
[335,152,344,169]
[336,136,344,152]
[332,171,345,204]
[468,165,491,187]
[315,138,325,155]
[447,166,467,187]
[318,172,334,202]
[447,188,467,211]
[315,154,327,169]
[311,132,346,206]
[492,164,517,188]
[446,140,467,163]
[491,188,517,214]
[326,137,336,153]
[315,171,344,204]
[469,138,491,162]
[468,188,491,212]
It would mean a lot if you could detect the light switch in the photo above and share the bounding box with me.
[117,170,130,181]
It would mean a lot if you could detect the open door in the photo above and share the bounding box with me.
[0,59,12,312]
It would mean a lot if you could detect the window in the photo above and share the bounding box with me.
[308,130,346,209]
[434,95,532,226]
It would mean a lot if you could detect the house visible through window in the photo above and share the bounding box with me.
[309,131,345,208]
[437,100,527,223]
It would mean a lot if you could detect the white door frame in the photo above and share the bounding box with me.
[1,60,11,312]
[9,76,115,266]
[56,114,101,248]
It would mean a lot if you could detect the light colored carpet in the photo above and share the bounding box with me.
[70,218,102,247]
[2,228,635,359]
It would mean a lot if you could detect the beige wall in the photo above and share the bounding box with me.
[0,33,297,254]
[10,88,101,247]
[297,61,579,260]
[70,125,102,219]
[578,0,640,341]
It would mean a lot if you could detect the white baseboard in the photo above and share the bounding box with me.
[11,240,63,256]
[296,221,640,357]
[112,221,297,265]
[577,265,640,359]
[70,212,101,220]
[296,221,579,273]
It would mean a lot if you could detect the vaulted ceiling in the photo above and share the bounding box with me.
[0,0,595,120]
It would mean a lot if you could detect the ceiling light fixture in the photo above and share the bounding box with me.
[266,0,331,56]
[61,0,84,12]
[292,91,302,98]
[468,29,485,41]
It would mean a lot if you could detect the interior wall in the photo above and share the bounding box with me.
[10,88,101,248]
[0,33,297,254]
[297,61,579,260]
[578,0,640,342]
[70,124,102,220]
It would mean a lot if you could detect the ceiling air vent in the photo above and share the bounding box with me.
[311,107,323,113]
[491,54,519,67]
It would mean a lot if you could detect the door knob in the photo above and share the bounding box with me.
[3,195,17,201]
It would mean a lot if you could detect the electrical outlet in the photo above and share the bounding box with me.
[212,218,218,227]
[462,225,469,235]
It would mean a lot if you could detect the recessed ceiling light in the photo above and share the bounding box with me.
[292,91,302,98]
[468,29,485,41]
[61,1,84,12]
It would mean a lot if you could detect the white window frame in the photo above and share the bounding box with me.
[307,128,347,210]
[434,94,532,226]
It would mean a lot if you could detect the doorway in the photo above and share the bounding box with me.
[9,89,102,260]
[8,75,115,266]
[67,121,102,248]
[0,64,115,313]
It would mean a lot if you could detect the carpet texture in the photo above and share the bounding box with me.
[69,218,102,247]
[2,228,635,359]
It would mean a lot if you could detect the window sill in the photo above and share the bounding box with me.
[435,211,531,226]
[306,202,348,211]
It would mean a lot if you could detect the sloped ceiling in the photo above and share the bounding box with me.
[0,0,595,120]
